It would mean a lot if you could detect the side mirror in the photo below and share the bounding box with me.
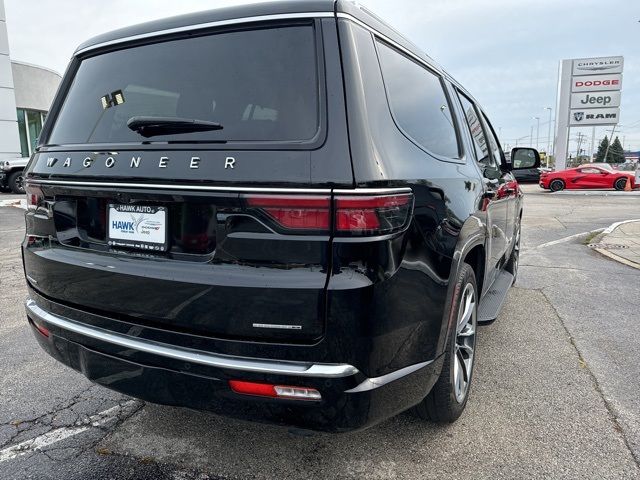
[510,147,541,170]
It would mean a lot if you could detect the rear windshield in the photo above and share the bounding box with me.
[47,24,319,145]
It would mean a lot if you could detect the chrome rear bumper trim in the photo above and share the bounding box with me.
[25,299,359,378]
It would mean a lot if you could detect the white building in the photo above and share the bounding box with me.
[0,1,61,160]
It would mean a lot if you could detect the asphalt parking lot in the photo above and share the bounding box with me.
[1,185,639,479]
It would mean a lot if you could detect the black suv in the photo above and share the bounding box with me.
[22,1,538,432]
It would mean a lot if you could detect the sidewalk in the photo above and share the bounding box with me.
[591,219,640,269]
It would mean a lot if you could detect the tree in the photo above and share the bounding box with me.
[595,135,609,162]
[608,136,625,164]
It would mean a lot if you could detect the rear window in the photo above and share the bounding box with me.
[47,24,320,145]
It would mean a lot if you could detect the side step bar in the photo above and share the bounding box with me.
[477,270,514,324]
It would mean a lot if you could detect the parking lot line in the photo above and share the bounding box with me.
[0,401,137,463]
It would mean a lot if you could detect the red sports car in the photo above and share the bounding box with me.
[540,165,636,192]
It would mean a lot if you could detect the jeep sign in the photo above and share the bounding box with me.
[570,91,621,109]
[568,107,620,126]
[571,74,622,92]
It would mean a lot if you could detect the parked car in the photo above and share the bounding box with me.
[578,162,614,171]
[21,1,539,432]
[540,165,635,191]
[0,158,28,193]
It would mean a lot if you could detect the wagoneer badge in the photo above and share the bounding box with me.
[44,155,236,169]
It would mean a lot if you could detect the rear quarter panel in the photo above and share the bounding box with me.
[333,19,487,373]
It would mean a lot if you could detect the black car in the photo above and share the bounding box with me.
[22,1,538,432]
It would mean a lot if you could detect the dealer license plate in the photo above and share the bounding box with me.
[107,204,168,251]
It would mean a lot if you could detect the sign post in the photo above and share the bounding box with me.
[553,56,623,170]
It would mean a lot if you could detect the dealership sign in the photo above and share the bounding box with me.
[571,74,622,92]
[554,55,624,170]
[572,56,624,76]
[570,91,621,109]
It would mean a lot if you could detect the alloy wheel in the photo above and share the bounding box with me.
[454,283,477,403]
[513,226,520,277]
[15,174,25,193]
[550,180,564,192]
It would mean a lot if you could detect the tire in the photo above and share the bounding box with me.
[614,178,627,191]
[413,262,477,423]
[8,170,25,194]
[505,221,520,283]
[549,179,565,192]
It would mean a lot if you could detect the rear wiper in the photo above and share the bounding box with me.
[127,116,223,138]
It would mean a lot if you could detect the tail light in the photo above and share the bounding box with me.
[25,184,44,210]
[229,380,321,401]
[244,192,413,236]
[335,194,412,235]
[245,195,330,231]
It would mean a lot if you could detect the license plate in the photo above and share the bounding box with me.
[107,204,168,251]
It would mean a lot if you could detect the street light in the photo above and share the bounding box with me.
[530,125,534,147]
[532,116,540,151]
[545,107,553,168]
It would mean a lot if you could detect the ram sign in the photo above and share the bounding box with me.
[569,107,620,126]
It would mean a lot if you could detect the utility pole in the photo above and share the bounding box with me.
[590,127,596,162]
[515,135,528,147]
[575,133,585,164]
[603,125,617,163]
[533,116,540,150]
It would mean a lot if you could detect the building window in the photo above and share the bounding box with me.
[16,108,47,158]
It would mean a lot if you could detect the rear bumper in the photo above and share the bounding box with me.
[26,298,442,432]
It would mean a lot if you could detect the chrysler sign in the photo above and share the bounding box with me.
[572,56,624,76]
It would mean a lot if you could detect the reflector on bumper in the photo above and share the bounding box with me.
[229,380,321,401]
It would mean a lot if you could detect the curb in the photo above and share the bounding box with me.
[591,247,640,271]
[589,219,640,271]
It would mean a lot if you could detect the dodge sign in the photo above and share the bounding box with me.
[571,74,622,92]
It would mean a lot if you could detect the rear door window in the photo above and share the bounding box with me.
[375,40,460,159]
[480,113,505,168]
[456,91,489,164]
[47,24,320,145]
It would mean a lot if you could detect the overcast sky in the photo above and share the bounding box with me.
[5,0,640,154]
